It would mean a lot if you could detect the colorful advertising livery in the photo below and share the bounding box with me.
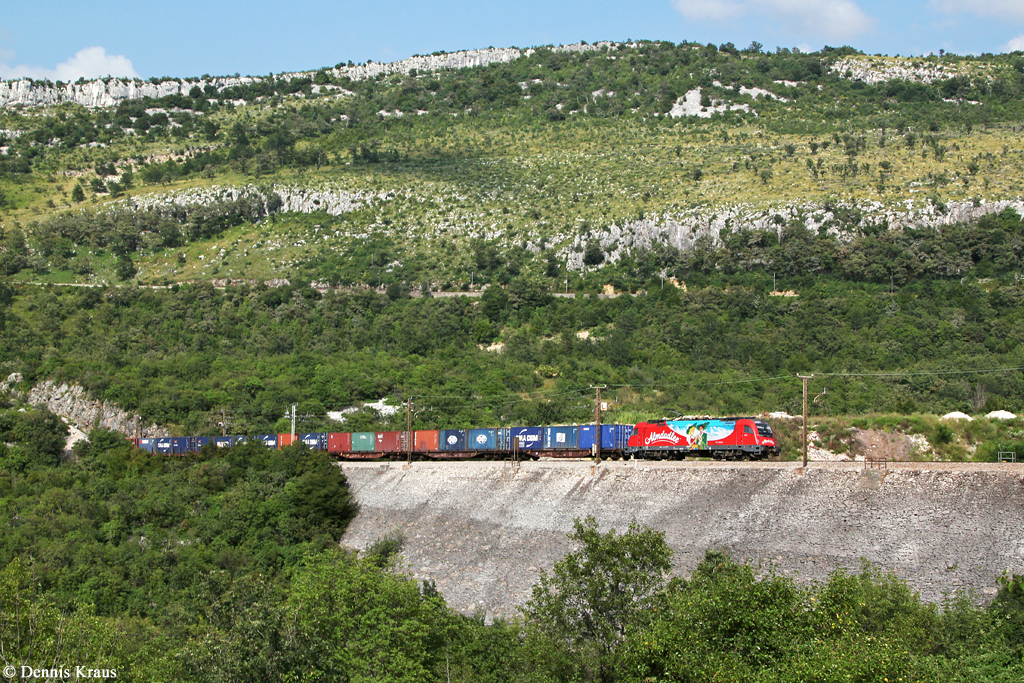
[626,418,778,460]
[132,418,777,461]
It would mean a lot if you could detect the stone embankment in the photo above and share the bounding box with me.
[341,460,1024,618]
[26,380,168,438]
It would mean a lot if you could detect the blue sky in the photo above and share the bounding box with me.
[2,0,1023,81]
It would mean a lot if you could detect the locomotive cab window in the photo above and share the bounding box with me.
[744,425,754,434]
[755,422,773,437]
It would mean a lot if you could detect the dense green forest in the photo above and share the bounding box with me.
[4,204,1024,442]
[0,430,1022,681]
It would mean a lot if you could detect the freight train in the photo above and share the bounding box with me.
[131,417,779,460]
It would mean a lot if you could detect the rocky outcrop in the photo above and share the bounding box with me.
[27,380,168,438]
[117,183,382,217]
[0,75,264,108]
[558,197,1024,271]
[0,42,621,109]
[832,57,970,85]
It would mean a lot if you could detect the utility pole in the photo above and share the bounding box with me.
[406,397,413,465]
[797,375,813,468]
[290,403,297,440]
[221,409,227,437]
[591,385,606,463]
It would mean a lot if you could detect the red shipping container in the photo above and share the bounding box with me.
[376,431,407,453]
[415,430,440,452]
[328,432,352,454]
[278,433,294,448]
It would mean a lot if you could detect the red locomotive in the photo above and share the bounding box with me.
[626,417,778,460]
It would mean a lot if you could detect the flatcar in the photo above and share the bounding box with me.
[130,417,777,461]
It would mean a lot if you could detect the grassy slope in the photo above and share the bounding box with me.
[2,46,1023,287]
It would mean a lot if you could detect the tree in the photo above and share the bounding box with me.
[289,551,439,683]
[522,517,672,682]
[481,284,509,322]
[115,253,137,281]
[583,240,605,266]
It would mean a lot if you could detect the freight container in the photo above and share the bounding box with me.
[496,428,511,450]
[233,435,248,445]
[440,429,467,451]
[579,424,633,452]
[376,431,406,453]
[138,438,157,453]
[172,437,190,454]
[544,426,579,450]
[468,428,497,451]
[193,437,211,451]
[278,433,294,448]
[510,427,543,450]
[351,432,376,452]
[214,437,233,448]
[414,430,440,452]
[328,432,351,454]
[259,433,278,448]
[300,433,325,450]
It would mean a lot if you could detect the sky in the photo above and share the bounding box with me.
[2,0,1023,82]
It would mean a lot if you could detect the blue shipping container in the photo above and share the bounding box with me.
[138,438,157,453]
[214,437,232,448]
[171,437,190,454]
[259,433,278,448]
[440,429,467,451]
[578,426,596,451]
[604,424,632,450]
[300,433,325,449]
[193,437,211,451]
[579,424,632,451]
[468,428,496,451]
[233,435,249,445]
[545,426,579,450]
[510,427,544,450]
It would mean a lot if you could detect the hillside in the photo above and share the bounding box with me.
[3,41,1024,436]
[2,41,1023,286]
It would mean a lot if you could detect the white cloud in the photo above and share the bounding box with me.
[673,0,746,20]
[672,0,874,42]
[932,1,1024,21]
[0,47,138,82]
[1005,34,1024,52]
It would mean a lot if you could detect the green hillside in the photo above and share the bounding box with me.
[3,41,1024,439]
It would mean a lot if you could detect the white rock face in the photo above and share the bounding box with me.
[0,75,263,108]
[557,197,1024,271]
[117,183,383,217]
[942,411,973,421]
[985,410,1017,420]
[27,380,169,438]
[670,88,752,118]
[832,57,969,85]
[0,42,622,109]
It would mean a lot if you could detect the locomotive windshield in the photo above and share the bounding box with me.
[755,422,773,437]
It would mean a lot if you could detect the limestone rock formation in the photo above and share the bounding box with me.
[27,380,168,438]
[557,197,1024,271]
[0,42,621,109]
